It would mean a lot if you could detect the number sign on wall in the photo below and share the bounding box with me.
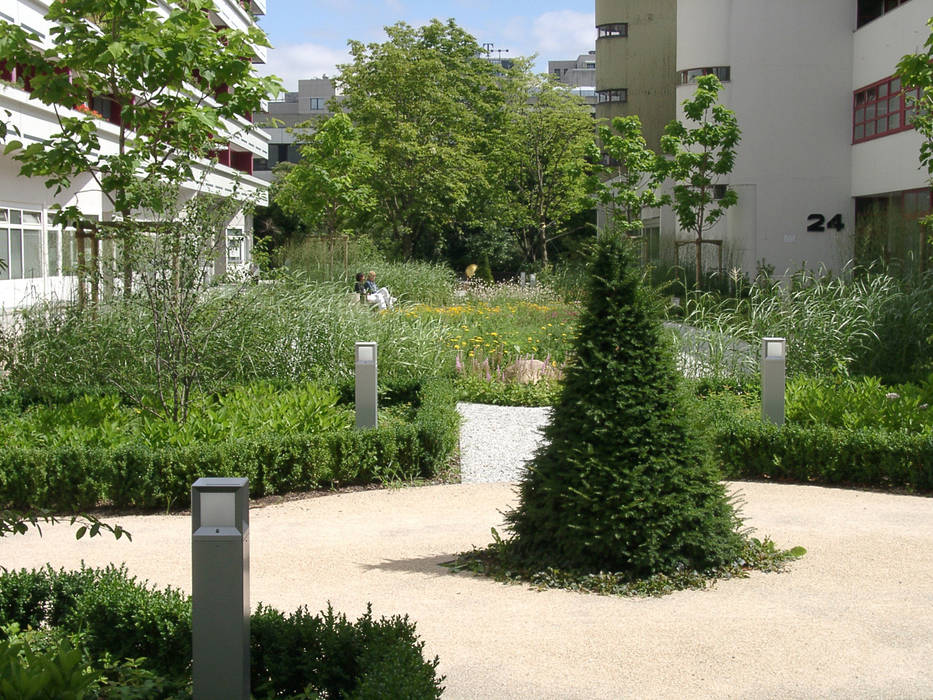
[807,214,844,232]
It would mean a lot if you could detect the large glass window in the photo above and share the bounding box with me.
[309,97,326,110]
[853,75,916,144]
[0,208,43,279]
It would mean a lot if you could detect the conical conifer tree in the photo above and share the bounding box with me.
[505,235,743,577]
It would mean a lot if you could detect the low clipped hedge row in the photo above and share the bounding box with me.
[0,565,444,698]
[0,379,460,511]
[715,415,933,492]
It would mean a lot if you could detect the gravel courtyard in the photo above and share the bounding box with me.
[2,406,933,698]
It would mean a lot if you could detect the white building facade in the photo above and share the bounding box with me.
[0,0,272,309]
[666,0,931,277]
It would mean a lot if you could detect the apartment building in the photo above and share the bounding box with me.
[252,77,340,181]
[596,0,932,278]
[0,0,271,309]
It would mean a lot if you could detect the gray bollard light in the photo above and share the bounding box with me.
[520,271,526,287]
[192,477,250,700]
[355,341,378,428]
[529,273,536,288]
[761,337,786,425]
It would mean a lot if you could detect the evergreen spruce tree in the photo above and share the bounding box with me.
[505,234,743,577]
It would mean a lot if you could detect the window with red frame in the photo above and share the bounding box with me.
[853,75,918,144]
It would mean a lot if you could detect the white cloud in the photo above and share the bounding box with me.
[256,43,351,94]
[531,10,595,55]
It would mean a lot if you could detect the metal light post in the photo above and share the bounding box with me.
[761,337,786,425]
[191,477,250,700]
[355,341,378,429]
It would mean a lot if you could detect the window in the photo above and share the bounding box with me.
[596,88,627,104]
[853,75,916,143]
[597,23,628,38]
[713,184,728,200]
[857,0,911,28]
[0,208,44,280]
[309,97,325,110]
[226,229,244,263]
[679,67,731,84]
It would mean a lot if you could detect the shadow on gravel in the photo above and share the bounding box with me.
[360,554,459,577]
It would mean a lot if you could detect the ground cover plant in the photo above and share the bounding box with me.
[0,565,444,699]
[450,235,803,594]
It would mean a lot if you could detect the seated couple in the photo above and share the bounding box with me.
[354,270,396,309]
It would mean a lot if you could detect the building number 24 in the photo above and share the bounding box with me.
[807,214,844,232]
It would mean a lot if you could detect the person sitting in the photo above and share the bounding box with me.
[355,271,386,309]
[365,270,395,309]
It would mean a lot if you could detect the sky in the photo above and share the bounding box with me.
[254,0,596,93]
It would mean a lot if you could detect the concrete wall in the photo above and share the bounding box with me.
[674,0,856,277]
[595,0,677,150]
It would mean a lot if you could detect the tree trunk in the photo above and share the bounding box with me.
[695,233,702,290]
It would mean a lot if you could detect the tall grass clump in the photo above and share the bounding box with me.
[0,276,453,406]
[273,236,457,306]
[675,265,933,383]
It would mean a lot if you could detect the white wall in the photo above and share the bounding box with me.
[675,0,855,277]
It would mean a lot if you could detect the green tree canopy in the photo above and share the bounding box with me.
[596,115,666,236]
[335,19,503,259]
[897,16,933,227]
[0,0,280,225]
[496,75,598,264]
[272,113,376,238]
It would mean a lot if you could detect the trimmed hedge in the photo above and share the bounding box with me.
[0,379,460,511]
[0,565,444,698]
[716,415,933,492]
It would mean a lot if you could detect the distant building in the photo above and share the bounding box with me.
[548,52,598,111]
[252,78,342,180]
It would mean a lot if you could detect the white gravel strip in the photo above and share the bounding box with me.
[457,402,551,483]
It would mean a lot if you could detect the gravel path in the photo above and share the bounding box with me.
[457,402,550,483]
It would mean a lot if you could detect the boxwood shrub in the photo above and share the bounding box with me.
[0,379,459,511]
[715,413,933,492]
[0,565,444,698]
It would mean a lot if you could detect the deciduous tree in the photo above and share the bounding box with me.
[497,75,598,264]
[660,75,740,288]
[897,17,933,228]
[272,113,376,238]
[596,115,666,235]
[335,19,502,259]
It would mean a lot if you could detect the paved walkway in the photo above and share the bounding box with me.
[3,481,933,698]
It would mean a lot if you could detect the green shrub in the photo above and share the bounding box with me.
[251,603,443,699]
[0,566,444,699]
[0,624,101,700]
[504,235,744,577]
[715,414,933,491]
[454,374,562,407]
[785,374,933,432]
[0,381,459,511]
